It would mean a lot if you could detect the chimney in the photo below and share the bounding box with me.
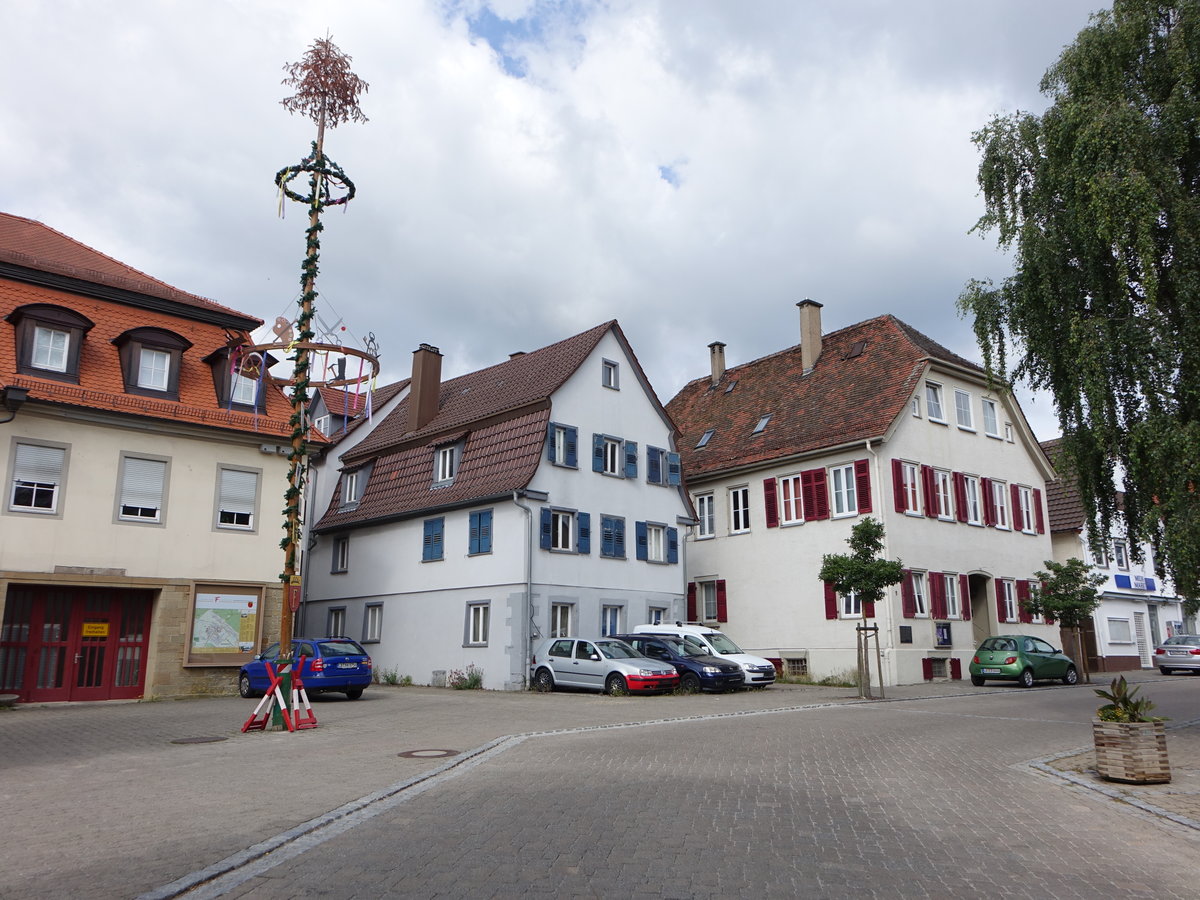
[509,351,526,360]
[797,299,823,373]
[408,343,443,433]
[708,341,726,386]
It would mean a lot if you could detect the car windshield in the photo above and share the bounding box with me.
[664,637,704,658]
[318,640,365,657]
[979,638,1017,652]
[1163,635,1200,646]
[596,640,640,659]
[705,632,743,654]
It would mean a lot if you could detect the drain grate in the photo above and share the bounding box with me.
[397,748,459,759]
[170,736,229,745]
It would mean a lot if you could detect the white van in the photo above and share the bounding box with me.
[630,623,776,687]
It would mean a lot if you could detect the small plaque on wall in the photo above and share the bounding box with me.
[899,625,913,644]
[935,622,952,647]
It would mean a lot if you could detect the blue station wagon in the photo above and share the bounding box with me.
[239,637,373,700]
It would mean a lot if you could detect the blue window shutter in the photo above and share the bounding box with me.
[546,423,557,463]
[469,511,480,554]
[667,452,681,486]
[577,512,591,554]
[565,426,578,468]
[423,519,435,561]
[423,518,444,561]
[432,518,444,560]
[480,509,492,553]
[647,447,662,484]
[667,527,678,564]
[614,518,625,558]
[1145,577,1156,591]
[635,521,648,560]
[600,516,614,557]
[540,508,552,550]
[592,434,605,472]
[1114,574,1132,589]
[624,441,638,478]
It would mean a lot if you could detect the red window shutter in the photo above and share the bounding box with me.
[1010,484,1023,531]
[959,574,971,621]
[802,468,830,521]
[686,582,697,621]
[863,598,876,619]
[921,658,934,680]
[953,472,968,522]
[921,465,936,519]
[1033,489,1045,533]
[1016,579,1033,623]
[823,581,838,620]
[981,477,995,526]
[996,579,1006,623]
[715,580,728,623]
[891,459,906,513]
[855,459,872,513]
[929,572,946,619]
[901,570,916,619]
[763,478,779,528]
[949,658,962,680]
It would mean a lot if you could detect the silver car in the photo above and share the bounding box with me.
[530,637,679,695]
[1154,634,1200,674]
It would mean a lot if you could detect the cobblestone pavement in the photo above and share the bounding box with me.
[1,672,1196,899]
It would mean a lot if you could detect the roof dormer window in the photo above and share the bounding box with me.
[114,327,191,400]
[6,303,94,384]
[33,326,69,372]
[138,348,170,391]
[202,344,269,413]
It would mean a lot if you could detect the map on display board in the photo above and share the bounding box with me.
[192,592,258,653]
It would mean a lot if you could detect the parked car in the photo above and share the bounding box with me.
[968,635,1077,687]
[239,637,373,700]
[1154,634,1200,674]
[630,623,777,687]
[615,633,745,693]
[530,637,679,695]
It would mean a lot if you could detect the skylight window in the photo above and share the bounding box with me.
[753,414,771,434]
[724,380,737,393]
[696,429,715,448]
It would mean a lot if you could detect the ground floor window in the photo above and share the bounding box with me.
[601,605,621,636]
[550,603,572,638]
[784,657,808,677]
[648,606,666,625]
[467,603,490,646]
[327,607,346,637]
[363,603,382,643]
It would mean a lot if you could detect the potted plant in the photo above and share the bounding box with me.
[1091,676,1170,784]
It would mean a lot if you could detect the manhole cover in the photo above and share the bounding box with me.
[170,736,229,745]
[397,748,459,759]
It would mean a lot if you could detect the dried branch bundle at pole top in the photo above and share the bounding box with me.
[281,36,370,133]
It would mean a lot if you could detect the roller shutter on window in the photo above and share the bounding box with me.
[120,457,166,518]
[13,443,64,486]
[218,468,256,523]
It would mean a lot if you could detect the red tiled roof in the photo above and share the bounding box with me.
[1039,438,1085,533]
[666,315,985,479]
[313,380,409,439]
[0,213,257,323]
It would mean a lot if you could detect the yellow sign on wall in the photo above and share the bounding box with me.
[82,622,110,638]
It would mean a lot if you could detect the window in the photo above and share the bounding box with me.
[363,603,382,643]
[332,535,349,573]
[467,603,490,646]
[648,607,666,625]
[841,590,862,619]
[1113,540,1129,570]
[231,372,259,406]
[1107,617,1132,643]
[216,466,258,530]
[600,515,626,558]
[327,607,346,637]
[469,509,493,555]
[540,508,590,554]
[7,303,92,382]
[547,423,579,468]
[926,382,945,422]
[963,475,982,525]
[753,414,771,434]
[729,486,750,533]
[778,474,804,524]
[695,493,715,538]
[911,396,921,418]
[601,605,621,636]
[954,389,973,430]
[636,521,678,563]
[1017,486,1035,534]
[944,574,961,618]
[896,461,921,515]
[911,572,928,617]
[647,524,665,562]
[602,358,619,389]
[33,325,69,372]
[115,327,190,400]
[117,455,167,523]
[422,517,445,561]
[982,398,1000,437]
[646,446,681,485]
[934,469,954,520]
[696,429,715,449]
[698,581,718,620]
[830,464,858,518]
[602,437,621,475]
[8,441,67,514]
[991,479,1009,529]
[342,470,361,506]
[999,579,1017,622]
[138,348,170,391]
[313,414,332,437]
[435,445,458,484]
[1092,542,1109,568]
[203,345,265,412]
[1004,423,1014,442]
[552,509,573,551]
[550,603,572,638]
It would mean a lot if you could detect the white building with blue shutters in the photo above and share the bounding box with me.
[301,321,692,691]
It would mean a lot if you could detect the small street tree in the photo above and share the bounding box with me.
[1023,558,1106,684]
[818,517,903,697]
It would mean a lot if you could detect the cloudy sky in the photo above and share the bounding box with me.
[2,0,1106,439]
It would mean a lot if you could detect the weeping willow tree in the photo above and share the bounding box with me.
[959,0,1200,613]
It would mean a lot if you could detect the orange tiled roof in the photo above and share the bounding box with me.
[666,314,985,479]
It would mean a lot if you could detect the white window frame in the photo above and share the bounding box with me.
[468,603,490,646]
[1107,617,1133,643]
[1018,486,1035,534]
[830,464,857,518]
[934,469,954,520]
[991,479,1009,530]
[911,396,921,418]
[1113,540,1129,570]
[313,414,332,437]
[925,382,945,423]
[602,437,621,476]
[436,445,457,484]
[137,347,171,391]
[647,607,666,626]
[912,572,928,618]
[343,470,360,505]
[779,474,804,525]
[550,603,572,638]
[32,325,69,372]
[364,603,383,643]
[551,509,574,551]
[954,389,974,431]
[601,358,619,389]
[232,372,258,406]
[216,466,258,531]
[982,397,1000,438]
[1000,579,1017,622]
[601,605,621,636]
[944,574,961,619]
[333,535,350,573]
[698,581,718,621]
[963,475,982,526]
[117,454,168,524]
[327,607,346,637]
[695,493,715,539]
[900,462,921,515]
[729,486,750,534]
[841,590,862,619]
[1093,541,1109,567]
[8,440,68,516]
[646,523,666,563]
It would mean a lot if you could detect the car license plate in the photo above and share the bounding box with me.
[1168,651,1187,656]
[981,667,1001,674]
[337,663,358,669]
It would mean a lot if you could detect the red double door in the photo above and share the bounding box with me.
[0,586,153,702]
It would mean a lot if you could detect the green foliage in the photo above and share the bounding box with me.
[1094,675,1165,722]
[448,664,484,690]
[1023,557,1106,628]
[817,517,904,608]
[958,0,1200,611]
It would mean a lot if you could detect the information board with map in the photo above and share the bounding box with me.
[186,586,263,666]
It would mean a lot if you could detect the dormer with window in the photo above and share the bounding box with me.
[202,344,270,412]
[6,303,94,384]
[113,327,191,400]
[338,462,372,509]
[433,438,464,487]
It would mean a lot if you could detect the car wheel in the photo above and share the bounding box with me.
[533,667,554,693]
[605,673,628,696]
[345,687,364,700]
[1019,668,1035,688]
[1159,667,1172,675]
[1062,666,1078,686]
[679,673,701,694]
[238,673,255,698]
[970,675,985,687]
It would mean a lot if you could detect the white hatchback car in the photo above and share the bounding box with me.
[530,637,679,694]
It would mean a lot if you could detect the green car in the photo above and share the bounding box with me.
[969,635,1078,688]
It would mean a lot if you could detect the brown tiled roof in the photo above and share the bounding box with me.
[313,380,409,440]
[0,213,257,324]
[666,315,984,479]
[1,217,293,439]
[1039,438,1085,533]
